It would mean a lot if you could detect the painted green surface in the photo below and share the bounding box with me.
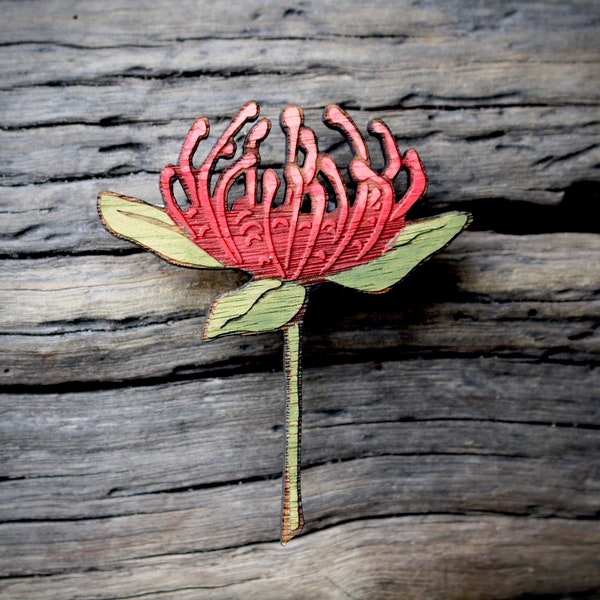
[282,321,303,542]
[203,279,307,340]
[98,192,224,269]
[326,211,471,293]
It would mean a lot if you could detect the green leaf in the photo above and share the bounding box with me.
[204,279,307,340]
[98,192,224,268]
[326,211,471,293]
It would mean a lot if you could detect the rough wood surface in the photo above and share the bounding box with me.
[1,1,599,598]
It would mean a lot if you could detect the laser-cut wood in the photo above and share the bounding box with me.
[98,102,470,543]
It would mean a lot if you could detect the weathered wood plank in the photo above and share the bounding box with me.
[1,104,598,207]
[4,451,597,573]
[3,0,598,133]
[6,231,599,327]
[3,417,596,521]
[1,232,598,385]
[3,29,599,90]
[1,517,599,599]
[1,0,598,597]
[2,61,597,128]
[3,0,597,46]
[1,358,598,575]
[2,358,597,504]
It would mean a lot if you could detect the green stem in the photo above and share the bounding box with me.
[281,319,304,544]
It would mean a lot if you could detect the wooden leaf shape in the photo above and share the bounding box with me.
[326,211,471,293]
[204,279,307,340]
[98,192,224,268]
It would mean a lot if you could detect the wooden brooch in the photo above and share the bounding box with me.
[98,101,470,544]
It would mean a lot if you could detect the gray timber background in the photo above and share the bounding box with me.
[0,1,599,598]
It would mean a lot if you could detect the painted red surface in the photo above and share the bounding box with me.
[160,101,427,283]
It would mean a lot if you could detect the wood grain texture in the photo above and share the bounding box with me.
[2,232,598,386]
[1,0,599,598]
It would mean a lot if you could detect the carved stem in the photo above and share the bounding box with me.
[281,319,304,544]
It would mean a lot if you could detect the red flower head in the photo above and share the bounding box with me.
[159,101,427,284]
